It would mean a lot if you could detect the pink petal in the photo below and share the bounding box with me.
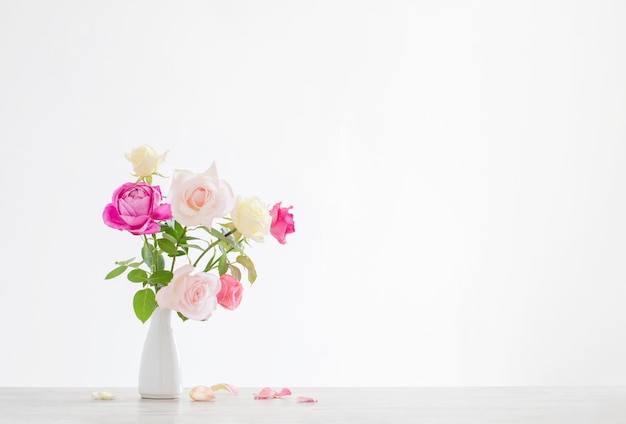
[211,383,239,394]
[152,203,173,220]
[297,396,318,403]
[254,387,275,399]
[189,385,215,401]
[274,388,292,398]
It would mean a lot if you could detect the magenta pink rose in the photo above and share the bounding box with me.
[103,182,172,235]
[269,202,295,244]
[217,274,243,310]
[156,265,221,321]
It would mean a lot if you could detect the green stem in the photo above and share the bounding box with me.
[170,253,176,273]
[204,247,234,272]
[141,235,151,272]
[151,233,158,274]
[170,226,188,272]
[192,229,236,268]
[193,239,220,268]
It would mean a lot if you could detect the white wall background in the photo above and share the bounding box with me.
[1,0,625,388]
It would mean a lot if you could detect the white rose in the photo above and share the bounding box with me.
[125,145,167,177]
[231,196,271,242]
[168,162,235,227]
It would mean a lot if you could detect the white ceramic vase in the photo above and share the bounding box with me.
[138,307,183,399]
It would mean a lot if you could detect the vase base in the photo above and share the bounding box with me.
[139,393,181,400]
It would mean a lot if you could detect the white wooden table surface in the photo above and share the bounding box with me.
[2,387,626,423]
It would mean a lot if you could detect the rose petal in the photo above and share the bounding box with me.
[254,387,293,399]
[189,385,216,401]
[254,387,275,399]
[297,396,318,403]
[274,388,292,398]
[211,383,239,394]
[92,391,115,400]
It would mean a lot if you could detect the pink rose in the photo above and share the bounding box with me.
[155,265,221,321]
[269,202,295,244]
[103,182,172,235]
[168,162,235,227]
[217,274,243,310]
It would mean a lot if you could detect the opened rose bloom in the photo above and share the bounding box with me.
[231,195,271,242]
[102,182,172,235]
[168,163,235,227]
[217,274,243,310]
[125,144,168,178]
[269,202,295,244]
[155,264,221,321]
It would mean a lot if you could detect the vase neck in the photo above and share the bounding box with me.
[150,308,173,326]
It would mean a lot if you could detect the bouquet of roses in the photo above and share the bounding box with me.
[102,145,295,323]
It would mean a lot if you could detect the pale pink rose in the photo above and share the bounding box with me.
[269,202,295,245]
[168,162,235,227]
[217,274,243,310]
[155,265,221,321]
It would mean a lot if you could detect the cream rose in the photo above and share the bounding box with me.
[168,163,235,227]
[231,195,271,242]
[125,145,167,177]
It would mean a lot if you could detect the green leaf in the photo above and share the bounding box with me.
[161,232,178,245]
[127,269,148,283]
[218,253,228,276]
[209,228,237,248]
[186,243,205,251]
[247,267,257,283]
[236,255,257,283]
[162,225,178,240]
[155,252,165,271]
[145,175,153,185]
[157,238,178,256]
[208,228,224,240]
[202,251,218,272]
[174,221,185,238]
[149,270,173,285]
[177,312,188,322]
[115,257,136,266]
[142,243,153,267]
[228,264,242,281]
[133,288,156,323]
[236,254,254,269]
[105,265,127,280]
